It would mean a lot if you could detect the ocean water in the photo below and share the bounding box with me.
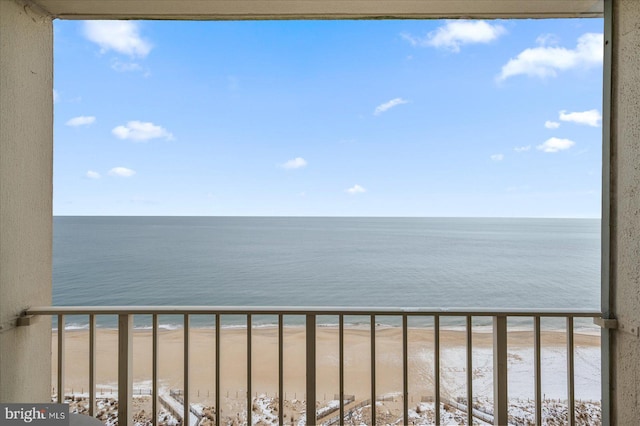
[53,216,600,327]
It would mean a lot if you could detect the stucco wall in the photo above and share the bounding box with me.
[0,0,53,402]
[610,0,640,422]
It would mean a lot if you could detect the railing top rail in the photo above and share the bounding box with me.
[25,305,602,317]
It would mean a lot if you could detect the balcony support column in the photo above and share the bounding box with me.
[0,0,53,403]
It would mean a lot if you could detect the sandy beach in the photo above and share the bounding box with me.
[52,325,601,408]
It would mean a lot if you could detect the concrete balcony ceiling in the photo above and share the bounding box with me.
[28,0,604,20]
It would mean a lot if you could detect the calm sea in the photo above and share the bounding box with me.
[53,216,600,328]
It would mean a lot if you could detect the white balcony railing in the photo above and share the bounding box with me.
[24,306,603,426]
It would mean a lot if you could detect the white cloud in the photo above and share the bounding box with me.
[112,121,173,142]
[559,109,602,127]
[514,145,531,152]
[281,157,307,170]
[536,33,560,46]
[53,89,59,103]
[497,33,603,81]
[374,98,408,116]
[491,154,504,161]
[545,120,561,129]
[86,170,101,179]
[66,116,96,127]
[111,59,143,72]
[537,137,576,153]
[346,184,366,195]
[402,20,506,52]
[83,21,152,58]
[108,167,136,177]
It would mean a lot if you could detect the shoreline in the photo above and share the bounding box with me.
[52,327,601,406]
[53,321,602,333]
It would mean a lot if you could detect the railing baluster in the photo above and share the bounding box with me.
[339,315,344,426]
[247,314,252,426]
[184,314,190,426]
[534,316,542,426]
[89,314,96,416]
[118,314,133,426]
[493,315,508,426]
[152,314,158,426]
[215,314,220,426]
[402,315,409,425]
[466,315,473,425]
[306,314,316,426]
[57,314,65,404]
[371,315,376,426]
[278,314,284,426]
[567,317,575,426]
[434,315,440,425]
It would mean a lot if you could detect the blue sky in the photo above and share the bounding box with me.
[53,18,603,217]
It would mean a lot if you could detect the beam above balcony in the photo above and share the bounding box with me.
[29,0,603,20]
